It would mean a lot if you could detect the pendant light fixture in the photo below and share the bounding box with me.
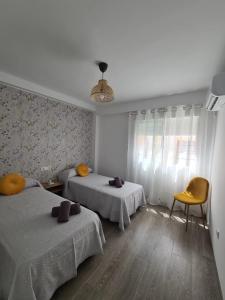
[90,62,114,103]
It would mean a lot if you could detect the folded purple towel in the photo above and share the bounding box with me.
[70,202,81,215]
[52,202,81,218]
[109,180,115,186]
[109,177,123,188]
[58,201,71,223]
[114,177,123,188]
[114,177,125,185]
[51,206,60,217]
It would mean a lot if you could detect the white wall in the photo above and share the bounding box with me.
[96,89,207,178]
[96,113,128,179]
[210,107,225,299]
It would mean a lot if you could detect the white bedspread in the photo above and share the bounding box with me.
[0,187,105,300]
[63,173,146,230]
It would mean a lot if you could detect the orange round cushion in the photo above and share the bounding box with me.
[0,173,25,195]
[76,164,89,177]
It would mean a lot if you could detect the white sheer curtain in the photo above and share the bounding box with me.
[127,105,217,215]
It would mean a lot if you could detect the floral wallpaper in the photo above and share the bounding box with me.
[0,83,94,181]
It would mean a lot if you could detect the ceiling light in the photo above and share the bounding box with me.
[90,62,114,103]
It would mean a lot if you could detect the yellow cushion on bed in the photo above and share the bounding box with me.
[76,164,89,177]
[0,173,25,195]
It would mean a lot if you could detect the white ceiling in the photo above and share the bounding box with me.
[0,0,225,107]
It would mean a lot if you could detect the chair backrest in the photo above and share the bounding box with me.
[186,177,209,203]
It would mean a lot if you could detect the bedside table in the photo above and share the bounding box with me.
[42,181,64,196]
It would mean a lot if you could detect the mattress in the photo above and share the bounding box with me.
[63,173,146,230]
[0,187,105,300]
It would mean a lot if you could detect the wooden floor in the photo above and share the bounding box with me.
[52,206,222,300]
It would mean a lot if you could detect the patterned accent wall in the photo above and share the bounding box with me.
[0,83,94,181]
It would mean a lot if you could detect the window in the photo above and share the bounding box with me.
[134,115,199,171]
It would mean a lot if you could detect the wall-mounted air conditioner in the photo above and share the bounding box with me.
[206,73,225,111]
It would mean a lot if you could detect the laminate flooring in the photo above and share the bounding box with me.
[52,206,222,300]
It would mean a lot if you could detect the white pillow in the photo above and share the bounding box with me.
[58,168,76,183]
[25,178,42,189]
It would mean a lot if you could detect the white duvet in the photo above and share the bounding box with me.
[0,187,105,300]
[63,173,146,230]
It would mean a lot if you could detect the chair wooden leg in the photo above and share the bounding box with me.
[185,205,189,232]
[200,204,205,228]
[170,199,176,217]
[184,204,187,215]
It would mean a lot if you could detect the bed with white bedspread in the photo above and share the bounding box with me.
[0,186,105,300]
[62,173,146,231]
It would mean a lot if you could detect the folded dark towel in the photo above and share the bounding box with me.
[109,177,124,188]
[114,177,125,185]
[70,202,81,215]
[51,206,60,217]
[58,201,71,223]
[114,177,123,188]
[109,179,115,186]
[52,202,81,218]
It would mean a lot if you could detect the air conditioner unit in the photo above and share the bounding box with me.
[206,72,225,111]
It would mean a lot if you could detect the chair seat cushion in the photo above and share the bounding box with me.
[174,192,203,204]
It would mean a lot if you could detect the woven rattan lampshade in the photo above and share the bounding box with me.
[90,62,114,103]
[91,79,114,103]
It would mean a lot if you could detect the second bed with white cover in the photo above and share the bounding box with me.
[63,173,146,230]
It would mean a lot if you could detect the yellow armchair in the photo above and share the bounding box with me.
[170,177,209,231]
